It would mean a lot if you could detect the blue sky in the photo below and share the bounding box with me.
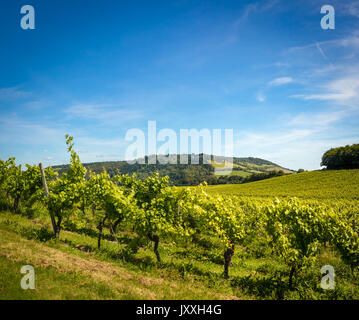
[1,0,359,170]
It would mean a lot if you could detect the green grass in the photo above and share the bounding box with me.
[0,212,243,300]
[0,255,120,300]
[228,171,252,177]
[205,169,359,200]
[1,210,358,300]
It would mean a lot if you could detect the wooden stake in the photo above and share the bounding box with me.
[39,163,57,236]
[39,163,49,197]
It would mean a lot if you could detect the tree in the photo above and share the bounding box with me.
[321,144,359,169]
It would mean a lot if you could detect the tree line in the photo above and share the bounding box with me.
[52,155,290,187]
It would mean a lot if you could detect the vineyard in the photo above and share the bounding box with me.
[1,135,359,300]
[205,169,359,200]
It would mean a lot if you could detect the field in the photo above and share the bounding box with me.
[206,169,359,200]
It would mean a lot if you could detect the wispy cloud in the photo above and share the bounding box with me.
[0,115,65,145]
[0,87,31,101]
[287,110,347,127]
[64,103,144,123]
[268,76,293,86]
[22,99,52,110]
[291,75,359,107]
[0,114,130,165]
[254,61,290,69]
[315,42,328,60]
[342,0,359,18]
[234,111,358,170]
[74,136,129,163]
[287,34,359,54]
[256,92,266,102]
[238,129,314,148]
[234,0,279,26]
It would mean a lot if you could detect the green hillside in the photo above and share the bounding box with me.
[52,154,293,186]
[205,169,359,200]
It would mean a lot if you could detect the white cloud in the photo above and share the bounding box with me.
[268,77,293,86]
[288,110,347,127]
[291,75,359,106]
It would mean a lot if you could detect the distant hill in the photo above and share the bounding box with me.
[52,154,294,186]
[205,169,359,200]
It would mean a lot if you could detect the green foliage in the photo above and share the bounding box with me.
[264,198,329,286]
[327,210,359,271]
[43,134,87,238]
[0,158,55,213]
[321,143,359,170]
[115,172,198,262]
[206,169,359,200]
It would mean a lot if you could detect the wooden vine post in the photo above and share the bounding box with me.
[39,163,58,237]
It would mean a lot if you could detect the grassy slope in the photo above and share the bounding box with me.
[211,159,293,177]
[205,169,359,199]
[1,210,358,300]
[0,227,240,300]
[0,212,245,300]
[54,156,293,182]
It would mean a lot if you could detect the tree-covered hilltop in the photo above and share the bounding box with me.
[52,154,293,186]
[321,144,359,170]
